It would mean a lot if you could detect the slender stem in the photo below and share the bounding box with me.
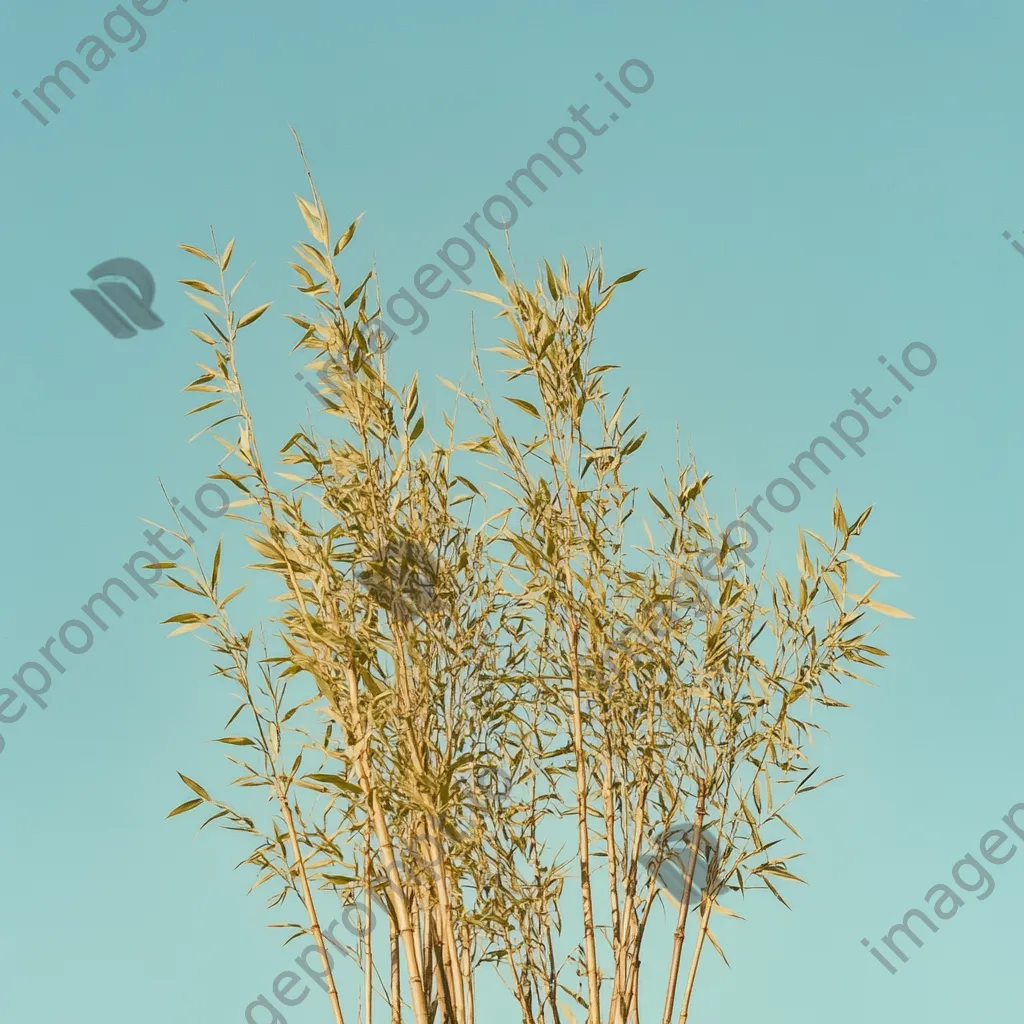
[501,924,538,1024]
[602,742,620,986]
[661,791,706,1024]
[422,820,466,1022]
[359,761,431,1024]
[461,922,475,1024]
[677,896,715,1024]
[432,928,456,1024]
[390,919,402,1024]
[365,822,374,1024]
[342,666,431,1024]
[563,566,602,1024]
[276,786,347,1024]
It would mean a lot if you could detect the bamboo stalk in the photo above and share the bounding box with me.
[677,895,715,1024]
[422,821,467,1022]
[276,787,347,1024]
[391,919,402,1024]
[564,568,601,1024]
[501,924,538,1024]
[661,791,706,1024]
[343,666,431,1024]
[602,742,621,1015]
[365,822,374,1024]
[461,922,475,1024]
[433,929,456,1024]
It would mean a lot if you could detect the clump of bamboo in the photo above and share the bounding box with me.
[163,146,903,1024]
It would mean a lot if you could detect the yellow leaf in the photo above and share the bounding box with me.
[865,600,913,619]
[333,215,362,256]
[179,244,215,262]
[167,798,203,818]
[296,195,325,242]
[185,292,221,314]
[845,552,899,577]
[505,397,542,419]
[179,278,219,296]
[168,621,208,636]
[238,302,272,328]
[460,290,506,307]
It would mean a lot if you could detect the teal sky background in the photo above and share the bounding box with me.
[1,0,1021,1020]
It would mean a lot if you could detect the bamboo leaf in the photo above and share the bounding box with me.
[845,551,900,578]
[180,278,220,296]
[864,599,914,619]
[505,397,542,419]
[180,244,215,262]
[177,773,211,801]
[167,798,204,819]
[461,290,506,307]
[238,303,272,328]
[211,540,222,592]
[334,215,362,256]
[603,268,645,290]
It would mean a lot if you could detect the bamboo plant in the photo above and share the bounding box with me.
[162,148,903,1024]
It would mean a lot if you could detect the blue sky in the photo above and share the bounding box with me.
[1,0,1022,1020]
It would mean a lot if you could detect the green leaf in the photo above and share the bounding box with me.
[621,431,647,455]
[648,490,672,519]
[167,798,203,819]
[544,260,560,300]
[606,268,645,289]
[505,397,542,419]
[334,215,362,256]
[177,773,211,801]
[215,736,255,746]
[487,249,508,287]
[453,475,483,497]
[832,495,848,534]
[211,541,222,592]
[344,270,373,308]
[307,773,363,796]
[186,399,224,417]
